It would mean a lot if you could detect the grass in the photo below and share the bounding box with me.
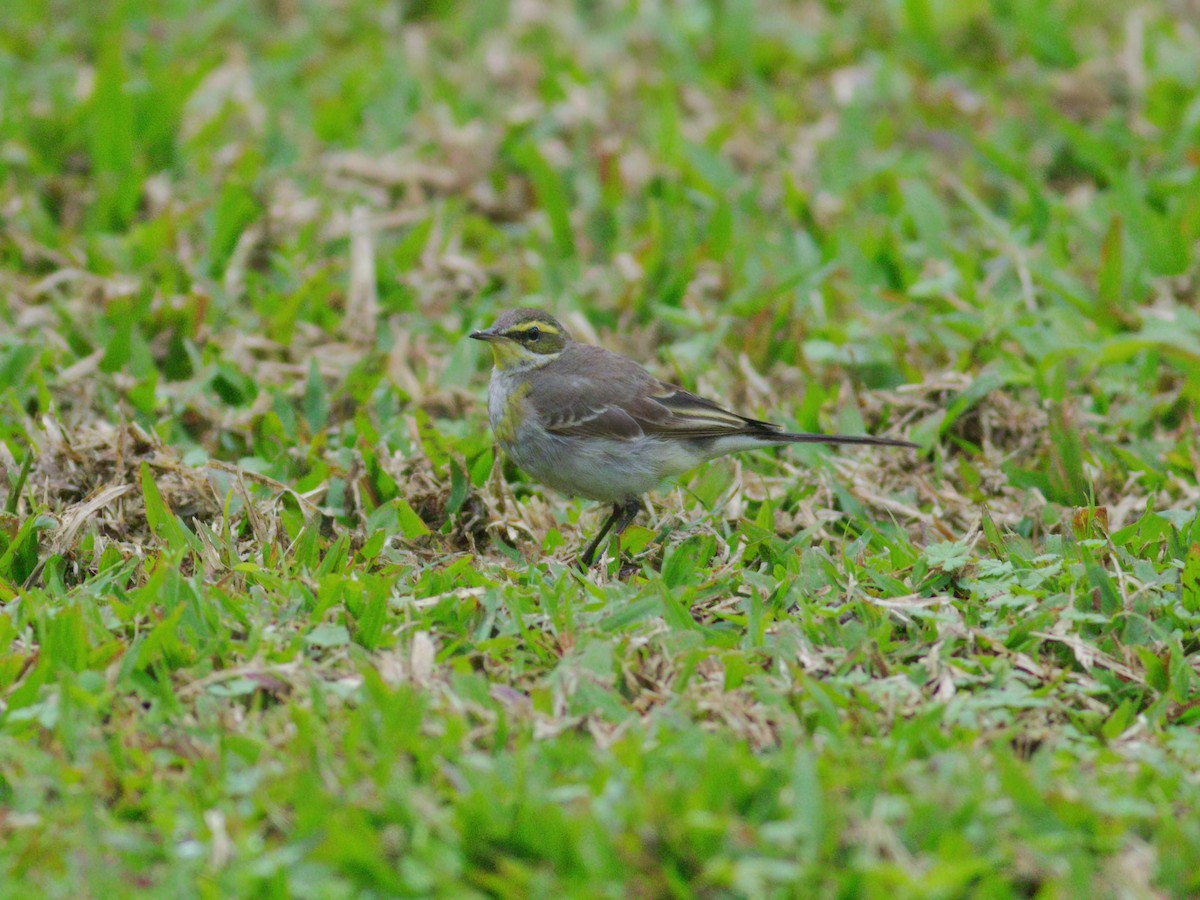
[2,0,1200,895]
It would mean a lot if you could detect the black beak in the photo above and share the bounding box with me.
[470,329,499,342]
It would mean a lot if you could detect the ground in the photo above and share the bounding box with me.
[2,1,1200,896]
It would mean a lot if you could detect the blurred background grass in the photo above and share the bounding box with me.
[2,0,1200,895]
[4,1,1199,505]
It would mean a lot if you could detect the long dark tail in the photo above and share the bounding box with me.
[773,431,919,449]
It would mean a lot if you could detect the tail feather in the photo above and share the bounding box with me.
[707,427,920,457]
[772,431,919,449]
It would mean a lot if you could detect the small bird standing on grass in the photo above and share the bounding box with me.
[471,309,917,567]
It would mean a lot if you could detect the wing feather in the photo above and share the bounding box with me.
[535,345,779,441]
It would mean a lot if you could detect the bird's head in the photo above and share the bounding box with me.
[470,308,571,371]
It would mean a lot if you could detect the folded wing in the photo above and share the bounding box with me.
[537,345,780,441]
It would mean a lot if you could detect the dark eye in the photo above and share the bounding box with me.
[526,326,540,341]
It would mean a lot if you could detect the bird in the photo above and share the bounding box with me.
[471,308,918,567]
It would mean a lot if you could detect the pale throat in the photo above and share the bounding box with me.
[490,345,561,373]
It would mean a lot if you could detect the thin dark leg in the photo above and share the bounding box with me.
[611,499,641,545]
[579,499,643,569]
[580,503,622,568]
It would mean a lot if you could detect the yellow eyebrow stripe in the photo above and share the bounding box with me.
[509,321,559,334]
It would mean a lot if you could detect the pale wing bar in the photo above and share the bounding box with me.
[545,384,784,442]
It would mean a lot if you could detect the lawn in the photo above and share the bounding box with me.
[2,0,1200,896]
